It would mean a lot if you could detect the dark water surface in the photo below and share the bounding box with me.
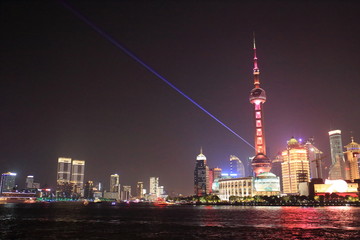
[0,203,359,239]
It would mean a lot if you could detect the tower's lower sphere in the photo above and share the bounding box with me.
[252,153,272,176]
[249,87,267,104]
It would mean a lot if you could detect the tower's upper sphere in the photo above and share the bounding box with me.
[249,87,267,104]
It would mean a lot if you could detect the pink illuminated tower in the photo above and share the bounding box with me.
[249,36,272,176]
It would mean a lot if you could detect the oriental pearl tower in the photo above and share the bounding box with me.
[249,36,272,176]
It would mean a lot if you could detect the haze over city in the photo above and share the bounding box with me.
[1,0,360,195]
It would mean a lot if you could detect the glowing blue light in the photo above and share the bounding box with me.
[60,1,255,150]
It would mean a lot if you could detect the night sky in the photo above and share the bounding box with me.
[1,0,359,195]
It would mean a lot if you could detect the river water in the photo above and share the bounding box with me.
[0,203,359,239]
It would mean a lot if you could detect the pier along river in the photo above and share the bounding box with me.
[0,203,359,239]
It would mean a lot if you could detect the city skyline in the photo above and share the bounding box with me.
[1,1,360,195]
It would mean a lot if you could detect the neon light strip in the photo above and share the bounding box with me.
[60,1,255,150]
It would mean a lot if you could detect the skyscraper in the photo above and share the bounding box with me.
[110,174,120,192]
[149,177,159,197]
[84,180,94,199]
[249,36,272,176]
[122,185,131,200]
[0,172,16,193]
[194,148,209,196]
[25,175,34,189]
[212,167,222,180]
[71,160,85,195]
[304,139,324,179]
[344,137,360,181]
[57,157,72,185]
[136,181,144,199]
[230,155,246,178]
[328,130,346,180]
[281,138,310,194]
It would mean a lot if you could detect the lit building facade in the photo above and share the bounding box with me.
[211,167,222,194]
[281,138,310,194]
[314,179,359,197]
[218,177,253,201]
[25,175,34,189]
[136,181,144,199]
[57,157,72,185]
[249,37,272,176]
[253,172,280,194]
[122,185,131,200]
[230,155,246,178]
[110,174,120,192]
[194,149,209,196]
[71,160,85,195]
[304,139,324,179]
[149,177,159,197]
[344,137,360,181]
[328,130,346,180]
[213,167,222,180]
[0,172,17,193]
[84,180,94,199]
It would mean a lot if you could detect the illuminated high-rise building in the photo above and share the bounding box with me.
[110,174,120,192]
[71,160,85,194]
[136,181,144,199]
[249,36,271,176]
[281,138,310,194]
[25,175,34,189]
[230,155,245,178]
[122,185,131,200]
[304,139,324,179]
[213,167,222,180]
[84,180,94,199]
[344,137,360,181]
[0,172,17,193]
[194,148,209,196]
[57,157,72,185]
[328,130,346,180]
[149,177,159,197]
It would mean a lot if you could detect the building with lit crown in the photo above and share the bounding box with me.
[328,130,346,180]
[71,160,85,195]
[110,174,120,192]
[194,148,210,196]
[84,180,94,199]
[136,181,144,199]
[57,157,72,185]
[281,137,310,194]
[25,175,34,189]
[0,172,17,194]
[149,177,159,197]
[122,185,131,200]
[344,137,360,181]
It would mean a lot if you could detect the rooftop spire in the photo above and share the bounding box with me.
[253,32,260,87]
[253,32,259,72]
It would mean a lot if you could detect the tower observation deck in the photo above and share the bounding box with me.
[249,36,272,176]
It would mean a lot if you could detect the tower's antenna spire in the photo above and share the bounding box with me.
[200,146,203,154]
[253,31,256,49]
[253,32,260,87]
[253,32,259,71]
